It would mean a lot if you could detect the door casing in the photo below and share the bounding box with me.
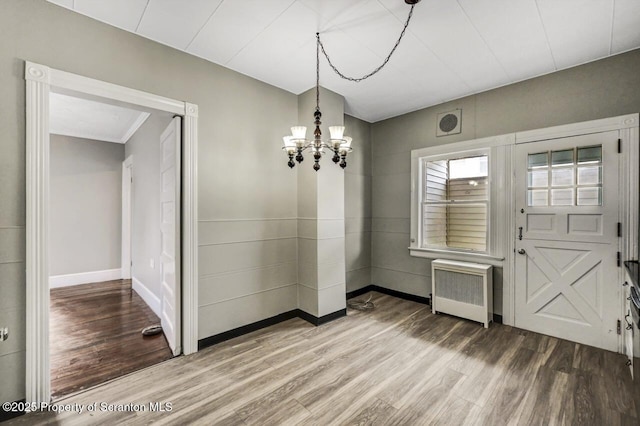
[25,61,199,403]
[513,115,639,353]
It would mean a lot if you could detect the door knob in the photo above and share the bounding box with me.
[518,249,526,255]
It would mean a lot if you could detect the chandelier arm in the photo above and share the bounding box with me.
[316,4,415,83]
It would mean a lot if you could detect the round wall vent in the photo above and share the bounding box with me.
[436,109,462,136]
[439,114,458,133]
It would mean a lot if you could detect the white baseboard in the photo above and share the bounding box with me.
[49,268,122,288]
[132,277,161,318]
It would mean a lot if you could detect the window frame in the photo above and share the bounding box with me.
[418,148,491,255]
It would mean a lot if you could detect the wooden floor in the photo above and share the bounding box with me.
[49,279,173,399]
[14,291,639,425]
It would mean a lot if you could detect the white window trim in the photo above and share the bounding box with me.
[410,134,514,263]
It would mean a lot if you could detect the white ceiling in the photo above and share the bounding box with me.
[47,0,640,122]
[50,92,150,143]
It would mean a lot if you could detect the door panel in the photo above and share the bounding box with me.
[515,131,620,351]
[160,117,181,356]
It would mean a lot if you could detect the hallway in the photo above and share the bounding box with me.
[50,279,173,399]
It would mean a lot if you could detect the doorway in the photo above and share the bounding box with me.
[25,61,199,404]
[47,94,182,398]
[514,131,621,351]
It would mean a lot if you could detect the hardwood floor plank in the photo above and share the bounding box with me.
[9,291,638,426]
[506,366,568,426]
[544,339,576,374]
[49,279,173,399]
[340,397,398,426]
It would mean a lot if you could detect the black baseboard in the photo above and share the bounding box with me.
[198,308,347,351]
[347,284,431,306]
[198,310,299,350]
[345,286,373,300]
[0,399,26,422]
[493,314,503,324]
[296,308,347,326]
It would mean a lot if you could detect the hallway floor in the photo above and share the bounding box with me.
[49,279,173,399]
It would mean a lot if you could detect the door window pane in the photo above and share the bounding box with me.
[577,187,602,206]
[551,149,574,166]
[528,170,548,187]
[551,188,574,206]
[528,152,548,168]
[577,166,602,185]
[528,190,548,207]
[577,146,602,164]
[551,167,574,186]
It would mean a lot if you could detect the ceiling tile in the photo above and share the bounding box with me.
[226,1,317,91]
[136,0,224,50]
[51,0,640,122]
[457,0,556,81]
[47,0,73,9]
[611,0,640,53]
[297,0,369,29]
[187,0,295,65]
[50,93,150,144]
[536,0,614,69]
[74,0,150,32]
[380,0,510,92]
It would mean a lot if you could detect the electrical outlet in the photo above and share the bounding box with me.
[0,327,8,342]
[150,258,155,269]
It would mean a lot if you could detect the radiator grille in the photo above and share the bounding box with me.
[434,269,483,306]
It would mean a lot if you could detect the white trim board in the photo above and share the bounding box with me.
[121,156,133,280]
[25,61,199,404]
[515,114,639,143]
[132,277,161,318]
[49,269,122,288]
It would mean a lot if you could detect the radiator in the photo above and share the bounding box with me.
[431,259,493,328]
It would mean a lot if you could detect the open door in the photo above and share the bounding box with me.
[160,117,181,356]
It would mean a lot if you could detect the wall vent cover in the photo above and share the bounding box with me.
[436,109,462,136]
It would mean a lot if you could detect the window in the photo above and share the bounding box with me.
[527,145,602,207]
[421,153,489,252]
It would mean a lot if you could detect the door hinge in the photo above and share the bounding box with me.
[618,222,622,238]
[618,138,622,153]
[617,251,621,267]
[617,319,621,335]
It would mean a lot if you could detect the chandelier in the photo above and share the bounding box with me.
[282,0,421,171]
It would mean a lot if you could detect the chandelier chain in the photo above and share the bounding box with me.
[316,4,415,83]
[316,33,320,110]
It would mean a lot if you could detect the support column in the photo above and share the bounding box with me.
[297,87,347,319]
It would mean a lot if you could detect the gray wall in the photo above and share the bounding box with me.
[0,0,298,402]
[49,135,124,276]
[125,113,174,303]
[344,115,372,293]
[371,48,640,312]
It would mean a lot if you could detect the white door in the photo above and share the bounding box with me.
[514,131,621,351]
[160,117,181,356]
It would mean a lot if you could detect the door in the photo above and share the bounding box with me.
[160,117,181,356]
[515,131,620,351]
